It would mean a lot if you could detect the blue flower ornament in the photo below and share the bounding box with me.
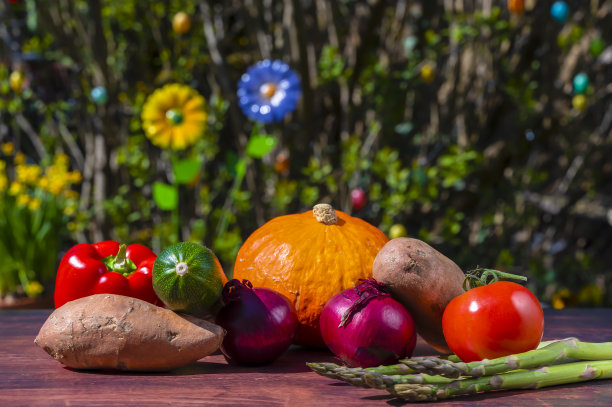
[237,60,301,123]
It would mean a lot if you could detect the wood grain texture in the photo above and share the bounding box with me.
[0,308,611,406]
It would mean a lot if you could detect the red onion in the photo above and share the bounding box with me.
[320,279,417,368]
[215,279,298,365]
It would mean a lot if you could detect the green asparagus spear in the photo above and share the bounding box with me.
[388,359,612,401]
[307,362,453,388]
[401,338,612,378]
[307,362,370,387]
[362,371,454,389]
[307,362,414,377]
[307,362,419,388]
[307,352,466,380]
[308,338,556,383]
[305,342,561,387]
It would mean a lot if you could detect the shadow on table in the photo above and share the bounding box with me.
[171,359,314,375]
[63,336,445,378]
[72,345,338,376]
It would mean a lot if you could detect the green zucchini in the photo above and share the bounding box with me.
[153,242,227,318]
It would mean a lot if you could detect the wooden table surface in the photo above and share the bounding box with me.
[1,308,611,406]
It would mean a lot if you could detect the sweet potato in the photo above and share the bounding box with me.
[35,294,225,371]
[372,238,465,354]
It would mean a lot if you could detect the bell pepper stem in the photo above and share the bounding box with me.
[113,244,127,270]
[102,244,137,276]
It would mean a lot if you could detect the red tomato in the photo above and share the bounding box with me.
[442,281,544,362]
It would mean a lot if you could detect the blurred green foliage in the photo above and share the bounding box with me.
[0,1,610,307]
[0,149,81,299]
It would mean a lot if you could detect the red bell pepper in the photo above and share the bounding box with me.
[54,241,163,308]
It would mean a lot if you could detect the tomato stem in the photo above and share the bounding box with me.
[462,268,527,290]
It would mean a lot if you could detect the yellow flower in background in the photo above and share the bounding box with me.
[420,63,435,83]
[46,178,66,195]
[17,194,30,207]
[0,160,6,191]
[28,197,41,211]
[55,154,69,166]
[551,288,577,309]
[24,281,44,298]
[38,177,49,189]
[9,181,23,196]
[37,155,82,196]
[9,71,24,93]
[16,164,42,185]
[14,152,25,165]
[577,284,603,306]
[0,174,7,191]
[137,228,152,242]
[67,171,82,183]
[1,142,14,156]
[63,189,79,200]
[141,83,208,150]
[552,284,603,309]
[572,94,587,111]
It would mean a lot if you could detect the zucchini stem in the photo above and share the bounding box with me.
[175,262,189,276]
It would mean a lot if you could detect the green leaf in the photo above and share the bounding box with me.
[153,182,178,211]
[246,134,277,158]
[225,151,239,176]
[173,158,200,184]
[235,158,247,179]
[26,0,38,31]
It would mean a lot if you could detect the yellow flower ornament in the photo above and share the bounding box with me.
[141,84,208,151]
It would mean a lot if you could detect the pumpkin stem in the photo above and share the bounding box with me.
[313,203,338,225]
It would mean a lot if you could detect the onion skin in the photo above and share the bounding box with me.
[215,279,298,365]
[320,280,417,368]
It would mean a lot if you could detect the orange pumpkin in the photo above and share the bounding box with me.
[233,203,389,347]
[508,0,524,14]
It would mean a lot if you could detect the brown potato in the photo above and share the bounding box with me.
[372,238,465,354]
[35,294,225,371]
